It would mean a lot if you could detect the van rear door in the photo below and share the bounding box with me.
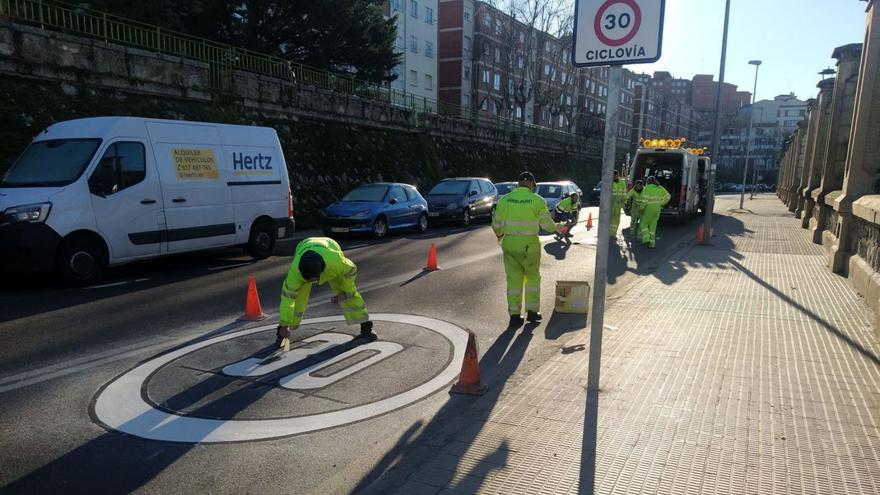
[146,122,235,252]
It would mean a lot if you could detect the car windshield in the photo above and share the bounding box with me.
[495,183,515,195]
[536,184,564,199]
[342,185,389,202]
[429,180,469,195]
[1,139,101,187]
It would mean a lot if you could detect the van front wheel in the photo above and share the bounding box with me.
[57,237,106,286]
[246,220,276,259]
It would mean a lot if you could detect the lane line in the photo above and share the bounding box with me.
[84,278,149,290]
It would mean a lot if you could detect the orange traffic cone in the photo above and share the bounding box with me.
[425,243,440,271]
[240,274,267,321]
[696,223,705,242]
[450,330,488,396]
[586,212,594,230]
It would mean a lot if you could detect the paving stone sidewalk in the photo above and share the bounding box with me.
[393,196,880,495]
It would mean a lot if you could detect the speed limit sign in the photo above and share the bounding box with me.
[572,0,665,67]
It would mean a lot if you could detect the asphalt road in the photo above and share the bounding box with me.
[0,201,711,494]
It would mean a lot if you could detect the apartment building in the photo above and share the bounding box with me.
[387,0,439,104]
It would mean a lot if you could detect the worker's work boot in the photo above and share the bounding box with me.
[526,311,543,323]
[360,321,377,342]
[508,315,524,328]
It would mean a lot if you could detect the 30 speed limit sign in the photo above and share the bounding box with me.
[572,0,665,67]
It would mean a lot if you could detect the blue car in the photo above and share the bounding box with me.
[321,183,429,239]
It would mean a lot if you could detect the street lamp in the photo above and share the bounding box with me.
[740,59,762,208]
[750,107,764,199]
[819,68,836,80]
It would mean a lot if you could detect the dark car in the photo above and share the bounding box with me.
[494,181,517,197]
[321,182,428,239]
[425,178,497,226]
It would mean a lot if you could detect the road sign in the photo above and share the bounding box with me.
[572,0,665,67]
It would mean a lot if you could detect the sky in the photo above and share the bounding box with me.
[626,0,868,103]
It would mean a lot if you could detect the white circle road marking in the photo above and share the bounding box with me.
[92,313,468,443]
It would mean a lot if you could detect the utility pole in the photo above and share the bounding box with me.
[740,59,762,208]
[703,0,732,244]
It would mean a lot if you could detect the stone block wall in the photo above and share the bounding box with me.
[0,22,600,225]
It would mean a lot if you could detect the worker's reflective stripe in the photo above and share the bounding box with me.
[281,285,298,299]
[507,288,522,296]
[503,220,539,226]
[503,230,539,236]
[524,287,539,293]
[336,292,355,303]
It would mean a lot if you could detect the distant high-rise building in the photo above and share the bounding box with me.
[691,74,751,113]
[386,0,439,108]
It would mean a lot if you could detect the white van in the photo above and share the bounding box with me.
[0,117,295,284]
[630,144,700,222]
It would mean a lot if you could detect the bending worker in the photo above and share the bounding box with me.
[276,237,375,346]
[626,180,645,234]
[492,172,563,327]
[639,177,671,248]
[609,170,628,238]
[554,192,579,239]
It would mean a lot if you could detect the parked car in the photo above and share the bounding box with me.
[0,117,295,285]
[425,178,497,226]
[321,182,427,239]
[494,181,517,197]
[536,181,582,217]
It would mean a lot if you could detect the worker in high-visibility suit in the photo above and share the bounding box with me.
[609,170,628,238]
[554,192,579,240]
[276,237,374,346]
[492,172,563,327]
[626,180,645,234]
[639,177,671,248]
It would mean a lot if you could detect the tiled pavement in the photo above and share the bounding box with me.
[391,196,880,494]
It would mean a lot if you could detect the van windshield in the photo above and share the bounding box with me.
[1,139,101,187]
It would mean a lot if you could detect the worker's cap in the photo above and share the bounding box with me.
[298,251,326,281]
[518,171,536,183]
[646,176,658,185]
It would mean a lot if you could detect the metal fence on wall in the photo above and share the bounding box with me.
[0,0,582,143]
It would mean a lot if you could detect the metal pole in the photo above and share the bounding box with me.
[636,83,647,144]
[750,108,763,199]
[703,0,731,245]
[587,64,621,394]
[740,62,759,208]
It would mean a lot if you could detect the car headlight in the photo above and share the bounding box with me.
[351,210,371,219]
[3,202,52,224]
[445,202,458,210]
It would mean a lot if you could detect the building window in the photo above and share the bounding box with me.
[509,79,514,92]
[425,41,434,58]
[395,36,404,50]
[519,32,525,43]
[464,36,472,53]
[566,95,571,105]
[516,106,523,118]
[493,73,501,91]
[482,69,489,84]
[391,0,400,11]
[464,10,471,22]
[559,115,565,126]
[544,64,550,76]
[482,13,491,27]
[517,56,524,69]
[495,19,501,35]
[410,0,418,18]
[425,6,433,24]
[425,74,433,90]
[410,70,418,87]
[495,47,501,63]
[464,65,471,80]
[481,98,488,110]
[410,35,418,53]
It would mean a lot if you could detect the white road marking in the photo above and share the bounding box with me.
[92,313,468,443]
[222,333,352,377]
[84,278,149,290]
[207,262,254,271]
[279,341,403,390]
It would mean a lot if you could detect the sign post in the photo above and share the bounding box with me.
[572,3,664,490]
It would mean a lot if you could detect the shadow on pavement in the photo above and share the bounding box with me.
[544,238,572,260]
[1,334,374,493]
[351,321,539,494]
[544,311,589,341]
